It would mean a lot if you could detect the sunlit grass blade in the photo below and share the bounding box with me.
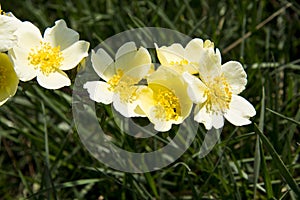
[144,172,159,198]
[266,108,300,126]
[254,124,300,196]
[29,178,105,198]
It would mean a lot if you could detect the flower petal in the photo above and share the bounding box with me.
[198,48,222,81]
[194,104,224,130]
[184,38,203,63]
[14,21,42,50]
[155,43,185,66]
[0,14,22,51]
[212,114,224,129]
[148,107,173,132]
[83,81,113,104]
[115,42,137,60]
[224,95,256,126]
[112,93,142,117]
[36,70,71,89]
[44,19,79,50]
[91,49,115,81]
[221,61,247,94]
[60,41,89,71]
[182,72,207,104]
[9,47,37,81]
[0,98,8,106]
[115,46,151,73]
[135,86,155,114]
[122,62,151,81]
[194,104,211,129]
[0,53,18,102]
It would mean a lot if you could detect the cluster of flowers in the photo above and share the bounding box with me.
[1,5,256,132]
[84,40,256,132]
[0,5,89,103]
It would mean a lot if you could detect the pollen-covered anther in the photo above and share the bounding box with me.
[107,69,124,91]
[28,42,63,76]
[170,59,189,66]
[204,74,232,113]
[112,73,138,103]
[155,89,180,121]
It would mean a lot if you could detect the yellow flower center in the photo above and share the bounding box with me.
[153,87,181,121]
[204,74,232,113]
[107,69,139,103]
[107,69,124,91]
[28,42,64,76]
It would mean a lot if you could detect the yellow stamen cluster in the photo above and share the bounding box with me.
[169,59,191,73]
[204,74,232,113]
[107,69,124,91]
[28,42,63,76]
[115,77,138,103]
[154,89,180,121]
[170,59,189,66]
[108,69,139,103]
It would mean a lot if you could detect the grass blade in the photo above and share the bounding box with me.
[260,141,274,198]
[254,124,300,196]
[266,108,300,126]
[144,172,159,198]
[253,86,265,198]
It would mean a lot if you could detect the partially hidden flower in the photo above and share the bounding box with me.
[137,66,193,132]
[9,19,90,89]
[183,41,256,129]
[155,38,215,74]
[0,52,19,106]
[0,5,22,52]
[84,42,153,117]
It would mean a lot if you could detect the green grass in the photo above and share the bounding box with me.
[1,0,300,199]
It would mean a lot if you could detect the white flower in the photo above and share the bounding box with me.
[0,53,19,106]
[137,66,193,132]
[155,38,215,74]
[9,19,90,89]
[83,42,153,117]
[183,43,256,129]
[0,6,22,52]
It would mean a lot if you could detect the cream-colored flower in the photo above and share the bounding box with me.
[137,66,193,132]
[155,38,215,74]
[183,45,256,130]
[0,53,19,106]
[0,5,22,52]
[84,42,153,117]
[9,19,90,89]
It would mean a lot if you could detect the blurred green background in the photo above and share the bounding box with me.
[0,0,299,199]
